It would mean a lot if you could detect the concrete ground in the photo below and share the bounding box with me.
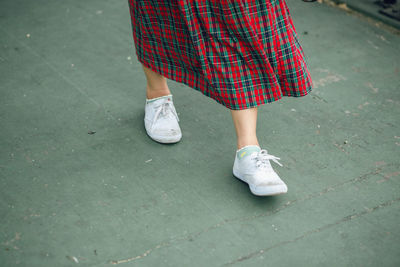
[327,0,400,29]
[0,0,399,266]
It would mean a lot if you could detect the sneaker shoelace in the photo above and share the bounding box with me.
[151,100,180,131]
[251,149,283,169]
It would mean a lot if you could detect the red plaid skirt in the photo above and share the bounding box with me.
[128,0,313,110]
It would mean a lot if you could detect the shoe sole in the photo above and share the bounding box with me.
[233,169,288,196]
[146,131,182,144]
[249,183,288,196]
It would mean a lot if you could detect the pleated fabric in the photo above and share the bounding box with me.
[128,0,313,110]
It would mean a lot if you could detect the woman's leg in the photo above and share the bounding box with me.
[142,63,182,143]
[142,64,171,99]
[230,107,260,149]
[231,107,287,196]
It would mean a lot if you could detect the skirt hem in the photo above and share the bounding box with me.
[136,56,312,110]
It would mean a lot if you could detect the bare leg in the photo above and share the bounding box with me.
[142,64,171,99]
[230,107,260,150]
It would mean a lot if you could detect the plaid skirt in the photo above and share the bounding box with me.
[128,0,313,110]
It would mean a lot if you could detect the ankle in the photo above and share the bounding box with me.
[146,85,171,99]
[237,140,260,150]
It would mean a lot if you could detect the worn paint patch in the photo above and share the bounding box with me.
[377,171,400,183]
[366,82,379,93]
[313,68,347,88]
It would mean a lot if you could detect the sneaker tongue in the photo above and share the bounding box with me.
[237,145,261,159]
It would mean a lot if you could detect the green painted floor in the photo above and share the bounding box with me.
[328,0,400,29]
[1,0,399,266]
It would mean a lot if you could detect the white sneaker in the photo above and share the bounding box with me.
[144,94,182,143]
[233,145,288,196]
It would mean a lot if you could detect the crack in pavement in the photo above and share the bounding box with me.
[223,197,400,266]
[109,163,397,265]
